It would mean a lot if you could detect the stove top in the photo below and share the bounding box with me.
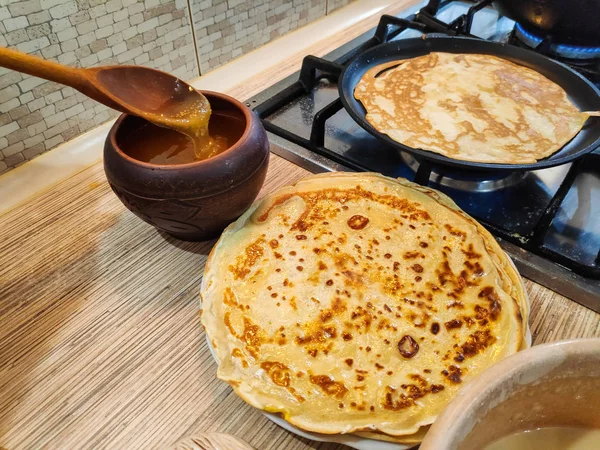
[247,0,600,312]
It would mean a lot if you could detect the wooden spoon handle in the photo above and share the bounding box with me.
[582,111,600,117]
[0,47,123,111]
[0,46,88,89]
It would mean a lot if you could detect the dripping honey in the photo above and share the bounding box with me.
[121,112,245,165]
[132,81,232,162]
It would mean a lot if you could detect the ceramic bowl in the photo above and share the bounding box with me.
[104,91,269,241]
[420,338,600,450]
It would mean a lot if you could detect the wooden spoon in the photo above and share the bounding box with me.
[0,47,211,145]
[582,111,600,117]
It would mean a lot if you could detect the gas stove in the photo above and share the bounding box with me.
[246,0,600,312]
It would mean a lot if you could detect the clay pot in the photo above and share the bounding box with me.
[104,91,269,241]
[420,338,600,450]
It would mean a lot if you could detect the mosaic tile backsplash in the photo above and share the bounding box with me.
[0,0,356,173]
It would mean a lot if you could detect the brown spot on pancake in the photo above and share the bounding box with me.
[347,214,369,230]
[403,251,425,260]
[242,318,262,357]
[296,325,337,346]
[293,221,308,232]
[228,238,265,279]
[445,319,463,330]
[475,305,489,321]
[430,322,440,335]
[457,330,496,361]
[437,260,455,287]
[412,264,424,273]
[398,335,419,358]
[296,235,307,240]
[223,315,264,359]
[269,239,279,249]
[464,260,485,277]
[320,310,332,322]
[478,286,502,320]
[382,377,444,411]
[261,361,291,387]
[223,288,237,306]
[310,375,348,399]
[444,224,467,240]
[345,358,354,367]
[447,300,464,309]
[442,365,463,384]
[462,243,482,259]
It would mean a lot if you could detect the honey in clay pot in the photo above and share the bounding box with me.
[121,111,245,165]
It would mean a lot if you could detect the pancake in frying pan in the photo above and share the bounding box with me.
[354,52,587,164]
[201,173,528,440]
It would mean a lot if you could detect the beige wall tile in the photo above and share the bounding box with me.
[0,0,198,173]
[191,0,327,74]
[327,0,357,13]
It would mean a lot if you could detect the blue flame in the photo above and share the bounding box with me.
[516,23,600,56]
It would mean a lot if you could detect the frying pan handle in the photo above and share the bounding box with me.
[414,160,433,186]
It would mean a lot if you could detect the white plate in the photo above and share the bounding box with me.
[202,255,531,449]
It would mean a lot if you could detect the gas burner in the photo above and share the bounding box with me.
[400,153,526,192]
[514,23,600,60]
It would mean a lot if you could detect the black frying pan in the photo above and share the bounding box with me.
[339,36,600,171]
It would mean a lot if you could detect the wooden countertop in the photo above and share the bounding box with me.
[1,3,599,449]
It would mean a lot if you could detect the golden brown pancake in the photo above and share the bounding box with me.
[354,53,587,164]
[201,173,528,439]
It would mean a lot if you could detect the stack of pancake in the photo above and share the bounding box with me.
[201,173,529,443]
